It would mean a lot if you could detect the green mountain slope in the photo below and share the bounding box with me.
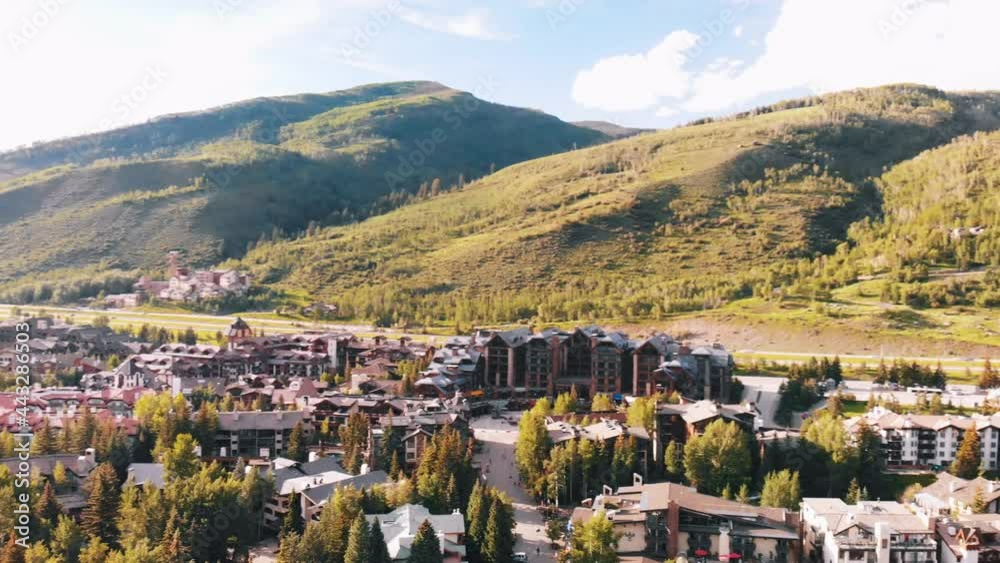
[233,85,1000,327]
[0,81,607,296]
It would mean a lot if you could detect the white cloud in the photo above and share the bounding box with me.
[732,24,744,37]
[397,6,510,40]
[655,106,679,118]
[572,0,1000,117]
[571,30,700,112]
[0,0,329,150]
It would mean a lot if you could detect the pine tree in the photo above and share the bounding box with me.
[49,515,84,563]
[286,422,307,463]
[78,539,111,563]
[344,513,370,563]
[446,474,460,511]
[409,519,443,563]
[34,481,62,540]
[481,496,514,563]
[81,463,121,545]
[737,483,751,504]
[951,425,982,479]
[281,491,306,539]
[367,519,392,563]
[0,532,23,563]
[972,487,988,513]
[846,478,862,504]
[29,418,55,455]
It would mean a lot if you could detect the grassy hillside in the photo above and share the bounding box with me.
[572,121,651,139]
[0,81,607,300]
[232,85,1000,332]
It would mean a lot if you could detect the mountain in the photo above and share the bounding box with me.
[231,84,1000,331]
[572,120,651,139]
[0,81,608,297]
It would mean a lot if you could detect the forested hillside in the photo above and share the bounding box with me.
[0,81,607,302]
[232,85,1000,328]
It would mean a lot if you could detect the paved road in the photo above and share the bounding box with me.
[471,414,557,563]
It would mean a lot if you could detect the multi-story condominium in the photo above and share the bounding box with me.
[800,498,936,563]
[846,409,1000,470]
[632,333,680,396]
[480,328,531,388]
[914,473,1000,515]
[575,481,800,561]
[213,410,312,458]
[473,325,733,400]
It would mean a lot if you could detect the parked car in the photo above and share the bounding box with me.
[513,553,528,562]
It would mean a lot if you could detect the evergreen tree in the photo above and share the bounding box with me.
[34,481,62,541]
[280,491,306,539]
[29,418,55,455]
[466,480,489,559]
[0,532,23,563]
[846,478,862,504]
[409,519,443,563]
[611,435,637,487]
[951,425,982,478]
[81,463,121,546]
[345,513,370,563]
[49,515,84,563]
[339,413,370,474]
[78,539,111,563]
[972,487,988,513]
[367,519,392,563]
[481,496,514,563]
[286,422,307,463]
[737,483,751,504]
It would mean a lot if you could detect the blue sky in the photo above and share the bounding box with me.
[1,0,997,150]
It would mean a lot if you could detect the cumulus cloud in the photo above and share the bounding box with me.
[572,0,1000,117]
[571,30,700,112]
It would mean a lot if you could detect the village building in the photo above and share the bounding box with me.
[937,514,1000,563]
[130,251,251,304]
[915,473,1000,516]
[800,498,936,563]
[366,503,467,562]
[846,408,1000,470]
[574,480,800,561]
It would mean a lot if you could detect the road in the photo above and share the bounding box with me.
[471,414,556,563]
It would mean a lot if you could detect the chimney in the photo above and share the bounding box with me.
[84,447,96,464]
[990,481,998,494]
[308,451,319,463]
[633,473,644,487]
